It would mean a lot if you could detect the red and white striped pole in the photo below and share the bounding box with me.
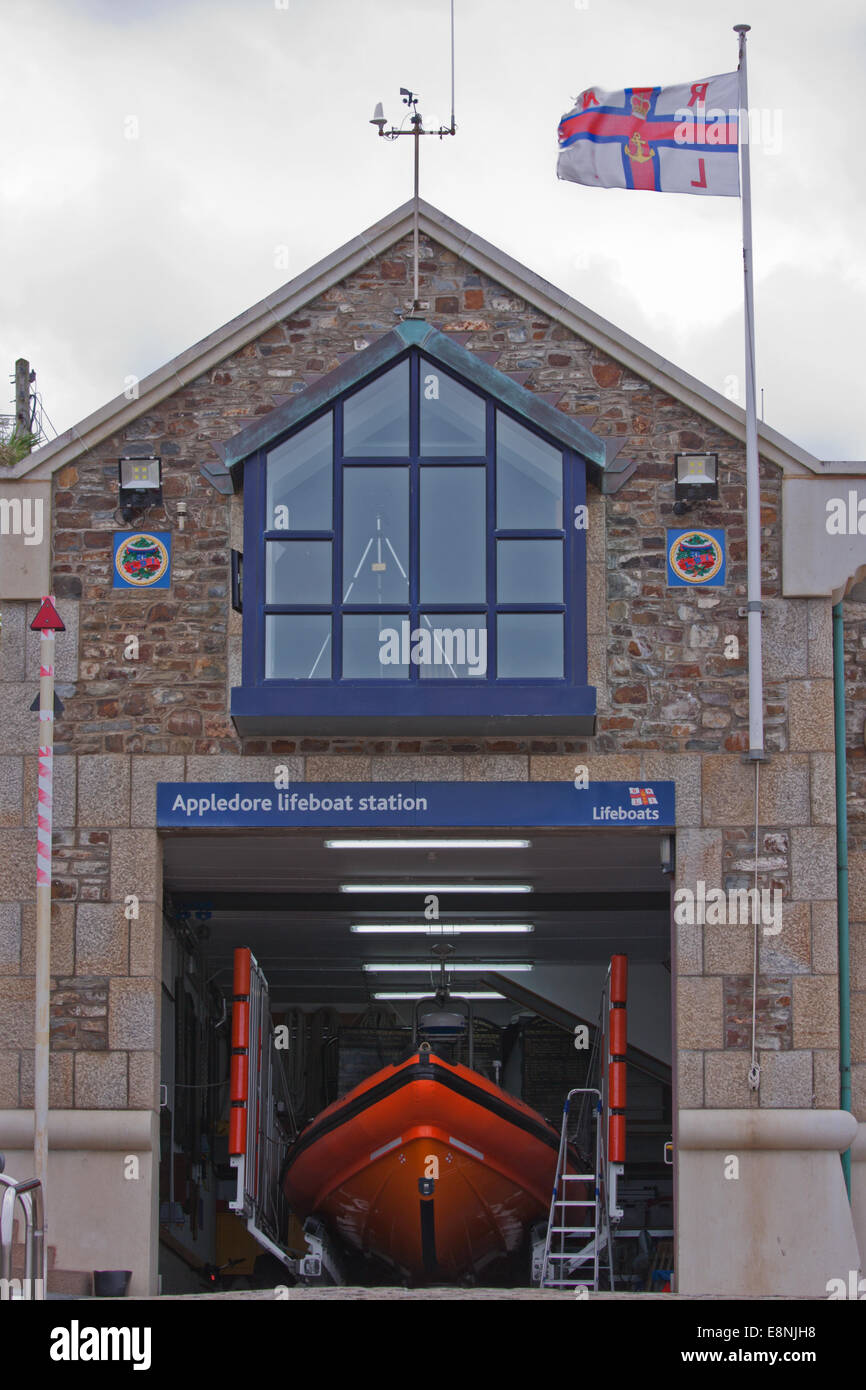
[230,948,252,1160]
[608,954,628,1164]
[31,595,64,1297]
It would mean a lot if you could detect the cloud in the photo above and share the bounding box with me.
[0,0,861,463]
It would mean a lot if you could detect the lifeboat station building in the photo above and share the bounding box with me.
[1,199,864,1297]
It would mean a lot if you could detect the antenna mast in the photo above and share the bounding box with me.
[370,1,457,315]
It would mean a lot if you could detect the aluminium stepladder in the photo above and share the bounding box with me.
[538,1085,614,1290]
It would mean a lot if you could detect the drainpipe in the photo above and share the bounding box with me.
[832,602,852,1197]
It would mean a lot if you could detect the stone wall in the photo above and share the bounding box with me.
[0,601,162,1110]
[44,233,786,759]
[842,596,866,1120]
[0,230,853,1134]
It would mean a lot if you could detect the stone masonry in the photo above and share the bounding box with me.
[0,229,855,1130]
[841,595,866,1120]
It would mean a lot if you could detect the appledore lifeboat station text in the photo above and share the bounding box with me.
[158,781,676,828]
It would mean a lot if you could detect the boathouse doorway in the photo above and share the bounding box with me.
[157,821,674,1290]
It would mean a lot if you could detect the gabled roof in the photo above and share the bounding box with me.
[221,316,630,489]
[15,198,826,482]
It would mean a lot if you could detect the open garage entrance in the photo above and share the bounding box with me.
[156,824,674,1292]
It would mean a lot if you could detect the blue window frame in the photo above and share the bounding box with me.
[234,348,595,734]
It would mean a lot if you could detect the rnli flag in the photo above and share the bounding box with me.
[557,72,740,196]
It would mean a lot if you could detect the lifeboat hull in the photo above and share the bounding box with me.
[282,1051,564,1281]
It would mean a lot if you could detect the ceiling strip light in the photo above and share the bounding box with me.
[340,883,532,894]
[350,924,535,934]
[362,962,533,973]
[325,839,530,850]
[373,991,505,1001]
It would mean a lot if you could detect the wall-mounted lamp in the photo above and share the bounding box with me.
[118,456,162,523]
[673,453,718,515]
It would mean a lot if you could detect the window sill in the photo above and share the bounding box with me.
[230,683,597,736]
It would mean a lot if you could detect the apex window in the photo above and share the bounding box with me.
[236,346,593,733]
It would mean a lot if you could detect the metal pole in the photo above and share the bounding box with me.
[34,606,56,1293]
[413,118,420,309]
[734,24,766,761]
[450,0,455,132]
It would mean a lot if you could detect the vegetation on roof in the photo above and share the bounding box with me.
[0,425,38,467]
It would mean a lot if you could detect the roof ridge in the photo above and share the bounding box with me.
[13,197,824,481]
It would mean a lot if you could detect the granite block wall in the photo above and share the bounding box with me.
[0,231,853,1124]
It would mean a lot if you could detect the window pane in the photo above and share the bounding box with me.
[342,467,409,604]
[420,369,486,455]
[266,541,332,604]
[418,615,488,680]
[343,361,410,457]
[266,615,331,679]
[343,614,410,679]
[266,414,332,530]
[497,540,563,603]
[497,613,563,677]
[420,467,486,603]
[496,413,563,529]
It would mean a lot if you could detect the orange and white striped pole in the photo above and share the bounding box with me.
[31,595,65,1298]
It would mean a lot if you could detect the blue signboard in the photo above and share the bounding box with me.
[666,528,726,587]
[156,780,675,829]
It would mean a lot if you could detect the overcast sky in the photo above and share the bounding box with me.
[2,0,863,460]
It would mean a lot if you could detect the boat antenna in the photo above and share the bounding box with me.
[369,1,458,315]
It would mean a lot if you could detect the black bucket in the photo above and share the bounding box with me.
[93,1269,132,1297]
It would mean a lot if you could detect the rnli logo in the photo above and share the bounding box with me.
[667,529,725,586]
[113,532,171,589]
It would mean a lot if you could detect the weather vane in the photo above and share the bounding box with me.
[370,3,457,315]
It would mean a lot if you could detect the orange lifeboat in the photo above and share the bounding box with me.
[282,1049,569,1282]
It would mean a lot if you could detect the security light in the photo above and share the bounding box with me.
[673,453,718,514]
[118,456,162,522]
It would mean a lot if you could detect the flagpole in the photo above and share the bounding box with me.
[734,23,767,762]
[736,23,767,1097]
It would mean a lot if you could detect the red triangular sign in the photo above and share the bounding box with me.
[30,597,66,632]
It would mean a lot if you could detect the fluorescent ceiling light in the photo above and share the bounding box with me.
[374,991,505,1001]
[350,924,535,934]
[325,839,530,850]
[362,962,533,973]
[340,883,533,894]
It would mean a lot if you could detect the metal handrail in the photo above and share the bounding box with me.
[0,1170,45,1300]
